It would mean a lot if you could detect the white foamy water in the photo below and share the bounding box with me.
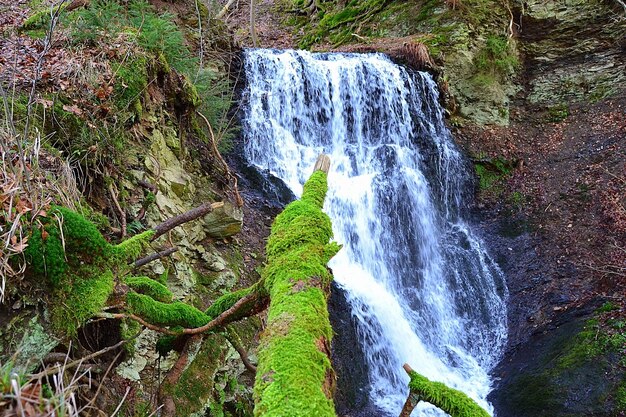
[242,49,508,416]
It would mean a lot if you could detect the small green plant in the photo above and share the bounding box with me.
[475,35,519,77]
[508,191,525,209]
[546,103,569,123]
[474,157,513,192]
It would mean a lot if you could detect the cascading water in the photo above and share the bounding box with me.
[242,49,508,416]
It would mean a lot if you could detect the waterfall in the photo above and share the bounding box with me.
[242,49,508,416]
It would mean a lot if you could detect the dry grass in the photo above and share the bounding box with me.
[445,0,461,10]
[0,0,82,304]
[1,356,89,417]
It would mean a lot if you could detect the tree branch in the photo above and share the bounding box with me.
[99,290,269,336]
[151,201,222,241]
[29,337,132,380]
[159,334,203,417]
[181,291,268,335]
[134,247,178,268]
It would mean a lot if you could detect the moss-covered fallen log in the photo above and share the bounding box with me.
[400,363,490,417]
[254,154,341,417]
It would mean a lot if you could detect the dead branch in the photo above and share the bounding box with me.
[216,0,237,19]
[195,110,243,207]
[181,291,268,335]
[313,154,331,173]
[109,183,126,238]
[400,391,421,417]
[134,247,178,268]
[65,0,88,11]
[96,312,179,335]
[81,350,123,414]
[151,201,222,241]
[137,179,157,193]
[30,338,130,380]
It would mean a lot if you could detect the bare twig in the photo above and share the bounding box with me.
[224,327,256,373]
[216,0,237,19]
[195,110,243,207]
[109,386,131,417]
[29,338,131,380]
[133,247,178,268]
[109,183,127,238]
[151,201,222,241]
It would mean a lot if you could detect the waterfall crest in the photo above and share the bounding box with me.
[242,49,508,416]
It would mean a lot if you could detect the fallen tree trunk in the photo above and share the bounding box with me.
[400,363,490,417]
[254,154,341,417]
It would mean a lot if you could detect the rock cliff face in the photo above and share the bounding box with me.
[518,0,626,106]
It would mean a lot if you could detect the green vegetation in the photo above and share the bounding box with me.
[124,276,173,302]
[21,2,69,31]
[292,0,389,48]
[169,335,226,416]
[23,206,152,336]
[473,157,514,192]
[546,103,570,123]
[557,313,626,370]
[73,0,194,74]
[500,303,626,416]
[406,370,490,417]
[255,169,341,417]
[475,35,519,76]
[127,293,210,328]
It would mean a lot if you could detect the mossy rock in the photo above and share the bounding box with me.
[492,311,626,417]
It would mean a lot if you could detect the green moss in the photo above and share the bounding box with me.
[294,0,390,48]
[126,293,209,328]
[51,270,114,336]
[474,157,514,192]
[557,315,626,371]
[23,206,156,337]
[169,335,227,416]
[616,381,626,412]
[407,370,490,417]
[113,230,154,263]
[205,286,256,319]
[120,317,141,354]
[546,104,569,123]
[125,276,172,302]
[255,169,339,417]
[24,206,111,287]
[503,373,560,416]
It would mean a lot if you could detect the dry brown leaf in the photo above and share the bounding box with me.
[62,104,83,116]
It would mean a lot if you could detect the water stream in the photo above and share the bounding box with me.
[242,49,508,416]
